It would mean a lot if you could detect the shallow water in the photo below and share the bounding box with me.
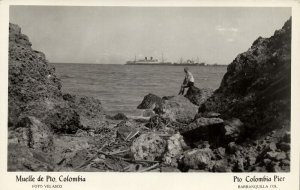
[53,64,227,116]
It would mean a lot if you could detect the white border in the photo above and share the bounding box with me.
[0,1,299,190]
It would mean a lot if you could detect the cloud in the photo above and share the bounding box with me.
[216,25,239,43]
[216,25,239,33]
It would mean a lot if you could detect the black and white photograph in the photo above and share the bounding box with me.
[6,5,293,174]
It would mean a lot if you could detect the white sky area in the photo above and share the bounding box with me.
[9,6,291,64]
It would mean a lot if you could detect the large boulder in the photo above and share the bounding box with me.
[154,96,198,124]
[185,86,213,106]
[181,148,214,170]
[137,93,163,109]
[130,133,167,161]
[202,18,291,138]
[179,117,224,147]
[163,133,187,167]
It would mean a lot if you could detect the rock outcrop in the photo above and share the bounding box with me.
[130,133,167,161]
[8,23,107,171]
[137,93,163,109]
[185,86,213,106]
[9,23,106,134]
[154,95,198,124]
[202,18,291,138]
[8,23,81,133]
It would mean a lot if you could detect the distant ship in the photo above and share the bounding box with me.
[173,57,205,66]
[125,55,221,66]
[126,55,172,65]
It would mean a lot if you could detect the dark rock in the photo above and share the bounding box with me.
[282,131,291,142]
[195,112,221,119]
[222,118,244,142]
[107,113,128,120]
[263,158,272,165]
[182,148,214,170]
[62,93,76,102]
[196,141,211,149]
[180,117,224,134]
[213,147,226,159]
[275,152,287,161]
[130,133,167,161]
[281,159,290,165]
[179,117,224,147]
[278,142,290,152]
[227,142,242,154]
[184,86,213,106]
[137,93,163,109]
[265,151,279,160]
[271,162,283,172]
[213,160,232,172]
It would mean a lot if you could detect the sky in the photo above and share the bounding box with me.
[9,6,291,65]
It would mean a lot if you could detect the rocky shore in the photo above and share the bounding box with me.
[8,18,291,172]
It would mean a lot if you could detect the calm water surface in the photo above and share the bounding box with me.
[53,64,227,116]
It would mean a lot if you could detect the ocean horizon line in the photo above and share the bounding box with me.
[50,62,228,66]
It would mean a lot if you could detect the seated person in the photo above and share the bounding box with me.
[178,67,194,95]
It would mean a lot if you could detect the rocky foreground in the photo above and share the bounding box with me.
[8,18,291,172]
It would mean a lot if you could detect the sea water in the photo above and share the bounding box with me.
[53,63,227,116]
